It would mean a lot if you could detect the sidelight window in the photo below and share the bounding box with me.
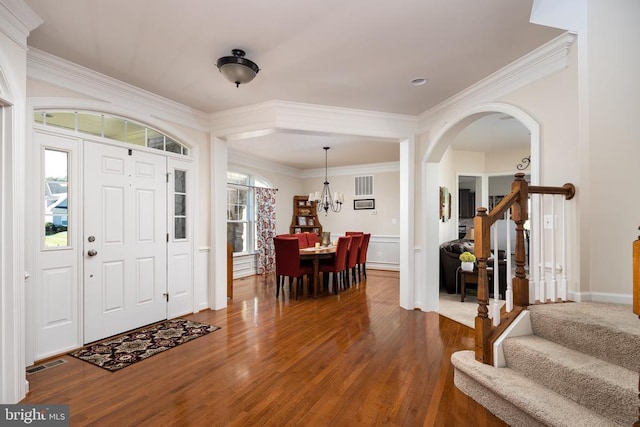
[174,170,187,240]
[44,149,69,248]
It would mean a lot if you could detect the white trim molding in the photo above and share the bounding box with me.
[418,32,576,129]
[569,291,633,306]
[302,161,399,179]
[0,0,42,50]
[27,48,210,132]
[211,100,418,140]
[228,148,303,178]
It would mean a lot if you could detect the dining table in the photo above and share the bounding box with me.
[299,245,336,297]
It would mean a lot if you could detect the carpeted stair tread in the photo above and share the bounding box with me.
[503,335,636,426]
[528,302,640,372]
[451,350,621,427]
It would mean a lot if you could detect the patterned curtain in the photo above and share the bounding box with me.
[256,188,277,274]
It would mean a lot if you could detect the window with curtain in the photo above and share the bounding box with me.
[226,171,270,254]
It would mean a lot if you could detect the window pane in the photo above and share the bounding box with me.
[46,112,76,131]
[237,189,247,204]
[166,137,182,153]
[34,111,44,124]
[104,116,126,142]
[228,206,238,221]
[237,205,246,220]
[227,172,248,185]
[77,113,103,137]
[147,129,164,150]
[175,170,186,193]
[227,189,238,205]
[227,222,247,252]
[127,122,146,146]
[44,149,69,248]
[174,194,186,216]
[174,218,186,239]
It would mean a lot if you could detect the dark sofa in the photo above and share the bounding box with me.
[439,239,507,298]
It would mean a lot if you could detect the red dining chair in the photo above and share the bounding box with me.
[357,233,371,281]
[346,234,362,288]
[273,236,313,299]
[292,233,310,248]
[319,236,350,294]
[306,232,319,247]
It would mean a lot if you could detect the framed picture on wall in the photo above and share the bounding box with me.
[353,199,375,210]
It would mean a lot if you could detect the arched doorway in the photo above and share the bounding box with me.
[421,103,540,316]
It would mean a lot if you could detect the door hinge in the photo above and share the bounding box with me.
[167,233,169,242]
[166,173,169,183]
[163,292,169,302]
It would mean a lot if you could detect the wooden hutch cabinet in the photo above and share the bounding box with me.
[289,195,322,237]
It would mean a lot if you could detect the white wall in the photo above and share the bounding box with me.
[301,169,400,237]
[228,153,402,276]
[419,0,640,305]
[0,0,42,404]
[582,0,640,299]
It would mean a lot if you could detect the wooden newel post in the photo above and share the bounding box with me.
[633,229,640,426]
[511,173,530,307]
[474,207,492,363]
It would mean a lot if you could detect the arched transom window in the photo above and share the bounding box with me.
[34,110,189,156]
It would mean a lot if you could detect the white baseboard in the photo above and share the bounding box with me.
[367,262,400,271]
[569,291,633,305]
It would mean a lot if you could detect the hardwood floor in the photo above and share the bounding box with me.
[22,270,507,426]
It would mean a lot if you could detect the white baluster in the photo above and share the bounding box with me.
[492,223,500,326]
[531,194,540,303]
[549,196,557,302]
[560,196,568,301]
[539,195,546,303]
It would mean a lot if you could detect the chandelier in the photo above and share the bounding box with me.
[310,147,343,215]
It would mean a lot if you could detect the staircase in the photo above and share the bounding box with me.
[452,302,639,426]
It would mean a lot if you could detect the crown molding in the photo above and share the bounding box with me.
[228,148,303,178]
[228,147,399,179]
[0,0,42,50]
[418,32,576,127]
[211,99,417,140]
[27,48,210,132]
[301,161,400,178]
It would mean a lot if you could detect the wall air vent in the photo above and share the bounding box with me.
[355,175,374,197]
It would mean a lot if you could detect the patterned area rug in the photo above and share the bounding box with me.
[69,319,220,372]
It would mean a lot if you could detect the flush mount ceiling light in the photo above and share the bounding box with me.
[216,49,260,88]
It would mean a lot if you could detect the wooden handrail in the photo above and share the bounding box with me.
[473,173,575,364]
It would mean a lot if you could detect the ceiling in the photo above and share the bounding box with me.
[23,0,559,169]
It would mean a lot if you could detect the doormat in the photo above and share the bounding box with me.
[69,319,220,372]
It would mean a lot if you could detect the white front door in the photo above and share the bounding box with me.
[83,142,167,343]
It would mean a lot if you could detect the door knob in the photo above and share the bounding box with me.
[87,249,98,257]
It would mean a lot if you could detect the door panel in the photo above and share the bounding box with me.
[33,131,80,361]
[84,142,167,343]
[167,158,194,318]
